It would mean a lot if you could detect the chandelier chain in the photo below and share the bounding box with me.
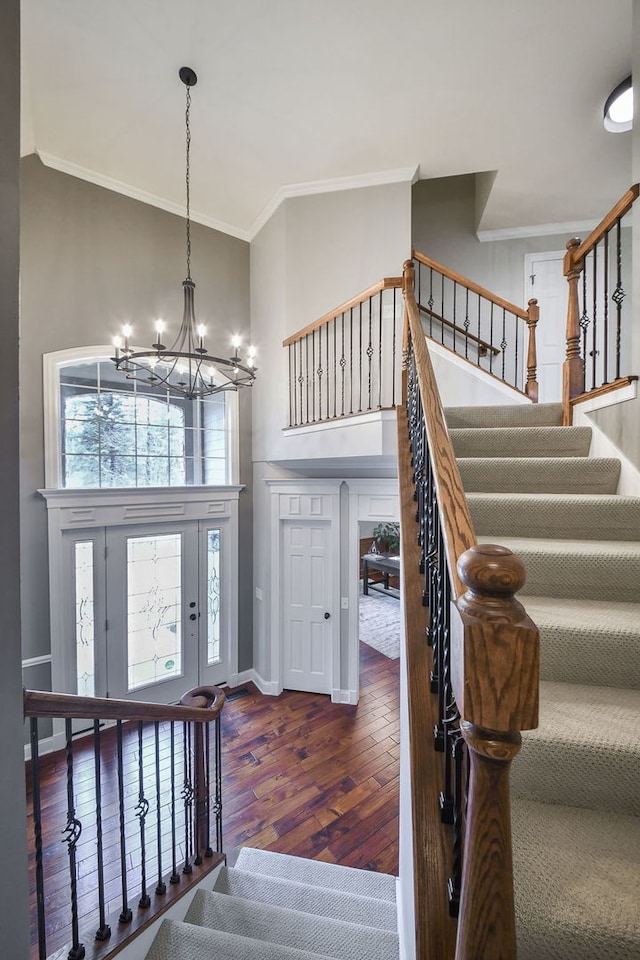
[185,83,192,281]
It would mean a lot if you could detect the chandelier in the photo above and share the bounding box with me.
[112,66,257,399]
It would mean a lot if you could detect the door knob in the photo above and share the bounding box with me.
[324,612,330,620]
[189,613,197,621]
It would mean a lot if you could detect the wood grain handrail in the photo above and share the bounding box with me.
[282,277,403,347]
[24,685,225,723]
[569,183,639,266]
[403,260,475,598]
[413,250,529,321]
[418,302,501,356]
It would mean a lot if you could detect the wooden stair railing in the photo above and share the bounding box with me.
[563,183,639,423]
[400,259,540,960]
[24,685,225,960]
[413,250,540,402]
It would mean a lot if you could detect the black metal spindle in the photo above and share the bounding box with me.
[358,302,363,412]
[580,265,589,373]
[340,313,346,416]
[367,297,373,409]
[317,324,323,420]
[214,715,223,852]
[452,281,457,353]
[489,302,495,373]
[154,722,167,894]
[288,344,293,427]
[613,218,625,380]
[182,721,193,874]
[349,307,354,414]
[428,268,434,337]
[591,245,598,390]
[500,308,507,381]
[476,295,481,367]
[333,317,337,419]
[440,274,445,344]
[464,288,470,359]
[30,718,47,960]
[169,721,180,885]
[135,722,151,907]
[378,291,383,408]
[116,721,133,923]
[298,339,304,426]
[603,231,610,384]
[63,718,85,960]
[448,730,466,917]
[514,313,520,391]
[93,720,111,941]
[204,722,213,857]
[306,335,310,424]
[311,330,316,422]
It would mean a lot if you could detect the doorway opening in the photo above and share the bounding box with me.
[357,520,401,665]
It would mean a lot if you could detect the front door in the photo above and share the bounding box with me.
[282,519,333,694]
[64,519,227,704]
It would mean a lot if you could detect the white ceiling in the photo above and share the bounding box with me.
[21,0,634,241]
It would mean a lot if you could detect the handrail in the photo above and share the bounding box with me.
[282,277,403,347]
[24,685,225,723]
[413,250,529,321]
[562,184,639,421]
[571,183,639,263]
[401,259,539,960]
[418,302,500,356]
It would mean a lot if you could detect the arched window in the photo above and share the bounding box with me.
[44,347,239,488]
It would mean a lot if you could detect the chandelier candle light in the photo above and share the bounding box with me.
[112,66,257,398]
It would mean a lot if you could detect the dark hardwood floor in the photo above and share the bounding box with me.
[26,641,399,955]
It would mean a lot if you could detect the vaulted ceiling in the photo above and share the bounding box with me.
[21,0,633,240]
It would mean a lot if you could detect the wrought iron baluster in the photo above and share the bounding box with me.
[603,230,610,384]
[333,317,337,419]
[591,245,598,391]
[489,302,495,373]
[452,281,457,353]
[182,721,194,874]
[392,288,397,407]
[500,308,507,381]
[476,295,481,367]
[317,323,323,420]
[367,297,373,409]
[30,718,47,960]
[63,718,85,960]
[580,264,590,372]
[440,274,445,344]
[613,218,625,380]
[514,312,520,391]
[93,720,111,942]
[378,291,383,408]
[214,714,223,852]
[358,302,363,412]
[428,268,434,337]
[116,721,133,924]
[135,721,151,907]
[448,729,466,917]
[340,313,346,416]
[288,344,292,427]
[204,722,213,857]
[349,308,354,414]
[464,288,470,359]
[154,722,167,895]
[438,538,456,826]
[169,721,180,885]
[298,339,304,427]
[311,330,316,422]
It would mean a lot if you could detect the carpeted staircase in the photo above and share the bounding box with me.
[448,400,640,960]
[146,848,399,959]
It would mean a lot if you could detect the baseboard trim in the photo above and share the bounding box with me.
[232,669,280,696]
[331,688,359,704]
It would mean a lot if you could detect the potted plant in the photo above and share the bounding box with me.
[371,521,400,555]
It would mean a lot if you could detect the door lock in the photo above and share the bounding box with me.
[324,612,330,620]
[189,613,197,621]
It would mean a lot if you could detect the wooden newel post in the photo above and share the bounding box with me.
[524,299,539,403]
[402,259,415,367]
[453,544,539,960]
[562,237,585,424]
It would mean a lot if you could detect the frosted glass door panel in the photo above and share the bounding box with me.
[206,529,221,665]
[74,540,96,697]
[126,533,183,691]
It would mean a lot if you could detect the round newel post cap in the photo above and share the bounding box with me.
[566,236,581,252]
[457,543,526,600]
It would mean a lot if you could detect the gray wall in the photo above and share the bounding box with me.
[1,0,31,952]
[19,155,254,676]
[412,174,591,308]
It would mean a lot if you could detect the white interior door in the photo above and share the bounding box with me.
[525,252,566,403]
[282,520,334,694]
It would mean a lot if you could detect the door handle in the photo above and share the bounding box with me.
[189,613,197,621]
[324,612,330,620]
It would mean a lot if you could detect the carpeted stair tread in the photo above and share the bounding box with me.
[214,866,398,931]
[445,402,563,429]
[524,596,640,688]
[458,456,620,494]
[478,535,640,601]
[185,889,399,960]
[512,798,640,960]
[512,682,639,816]
[235,846,396,902]
[468,492,640,540]
[146,918,337,960]
[450,425,592,459]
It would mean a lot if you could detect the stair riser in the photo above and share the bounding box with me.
[458,458,620,495]
[451,426,592,459]
[518,553,640,602]
[539,630,640,689]
[469,498,640,541]
[445,402,563,429]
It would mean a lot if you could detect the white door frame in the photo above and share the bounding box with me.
[267,480,342,699]
[346,479,400,703]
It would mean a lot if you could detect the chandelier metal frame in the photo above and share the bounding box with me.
[112,66,256,399]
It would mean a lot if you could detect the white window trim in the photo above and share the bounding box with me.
[43,345,240,488]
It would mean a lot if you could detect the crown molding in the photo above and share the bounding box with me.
[476,218,600,243]
[37,150,251,242]
[248,164,420,240]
